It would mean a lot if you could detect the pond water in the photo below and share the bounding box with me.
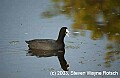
[0,0,120,78]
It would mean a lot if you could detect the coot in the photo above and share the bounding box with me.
[25,27,69,50]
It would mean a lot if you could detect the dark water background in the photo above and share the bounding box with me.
[0,0,120,78]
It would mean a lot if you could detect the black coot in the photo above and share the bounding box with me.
[25,27,69,50]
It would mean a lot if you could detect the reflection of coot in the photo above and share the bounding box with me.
[27,48,69,71]
[25,27,69,50]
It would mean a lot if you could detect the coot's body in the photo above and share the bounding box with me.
[26,39,64,50]
[25,27,69,50]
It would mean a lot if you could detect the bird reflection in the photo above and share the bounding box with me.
[26,48,69,71]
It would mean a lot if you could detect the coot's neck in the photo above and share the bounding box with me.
[56,33,65,43]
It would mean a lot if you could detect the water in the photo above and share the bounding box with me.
[0,0,120,78]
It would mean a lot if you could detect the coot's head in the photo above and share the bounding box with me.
[57,27,69,42]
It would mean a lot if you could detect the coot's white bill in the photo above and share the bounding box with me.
[66,29,70,37]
